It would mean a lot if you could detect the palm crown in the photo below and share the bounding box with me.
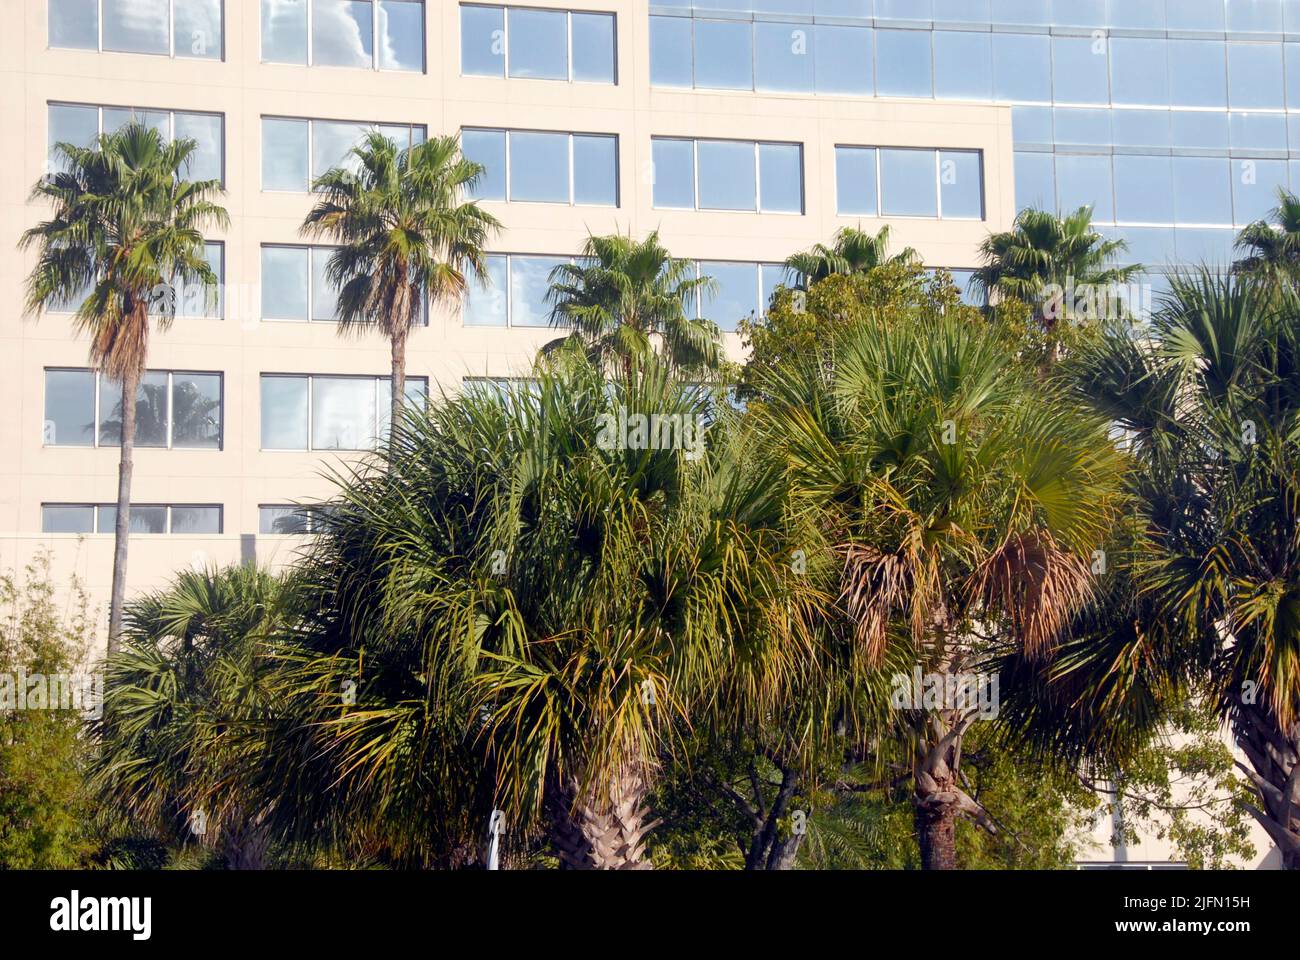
[546,231,721,376]
[302,131,501,434]
[784,225,920,287]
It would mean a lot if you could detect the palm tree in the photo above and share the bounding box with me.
[302,131,501,438]
[973,206,1139,328]
[1233,187,1300,283]
[21,123,228,652]
[546,231,720,376]
[90,565,297,868]
[269,356,805,868]
[751,310,1127,869]
[783,225,920,287]
[1062,270,1300,869]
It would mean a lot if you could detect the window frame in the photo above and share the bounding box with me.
[41,502,223,535]
[258,372,429,452]
[260,0,427,73]
[260,115,428,193]
[460,3,618,85]
[835,144,985,221]
[43,367,225,451]
[462,127,620,207]
[650,137,805,215]
[49,0,226,61]
[463,252,575,328]
[48,101,226,185]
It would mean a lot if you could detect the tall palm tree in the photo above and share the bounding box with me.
[546,231,720,376]
[302,131,500,438]
[90,565,298,868]
[1062,270,1300,868]
[268,356,805,868]
[21,123,228,652]
[783,225,920,287]
[1233,187,1300,283]
[973,206,1139,328]
[752,310,1127,869]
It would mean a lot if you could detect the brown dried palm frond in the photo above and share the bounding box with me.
[971,529,1094,659]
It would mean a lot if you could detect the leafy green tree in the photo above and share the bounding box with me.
[267,357,806,868]
[0,553,97,869]
[973,207,1140,348]
[303,131,500,437]
[90,565,299,869]
[1062,269,1300,868]
[750,304,1128,869]
[783,225,920,286]
[546,231,720,376]
[21,123,228,650]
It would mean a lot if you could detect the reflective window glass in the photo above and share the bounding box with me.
[700,262,759,333]
[263,118,309,190]
[1055,154,1114,222]
[509,131,570,203]
[462,128,506,200]
[694,19,752,90]
[44,370,96,447]
[312,0,374,68]
[1114,155,1175,224]
[876,29,932,98]
[935,31,992,100]
[461,4,505,77]
[262,376,309,449]
[508,7,567,79]
[465,254,508,325]
[652,138,695,208]
[993,33,1050,103]
[698,140,757,210]
[836,146,878,215]
[880,148,937,217]
[940,150,982,219]
[573,134,618,206]
[572,12,615,83]
[814,24,872,95]
[759,143,803,213]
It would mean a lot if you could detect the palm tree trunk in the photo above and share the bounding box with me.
[107,364,142,655]
[1232,703,1300,869]
[547,766,659,870]
[390,326,408,445]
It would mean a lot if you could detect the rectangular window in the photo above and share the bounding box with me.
[693,19,752,90]
[699,261,759,333]
[835,146,878,216]
[50,0,224,60]
[459,5,615,83]
[836,146,984,220]
[259,505,333,534]
[649,15,692,87]
[876,29,932,98]
[462,128,618,206]
[464,253,573,328]
[651,138,804,214]
[261,244,427,325]
[935,30,992,101]
[261,0,424,71]
[44,368,223,449]
[261,117,426,192]
[48,103,224,183]
[880,148,939,218]
[43,503,221,535]
[259,374,428,451]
